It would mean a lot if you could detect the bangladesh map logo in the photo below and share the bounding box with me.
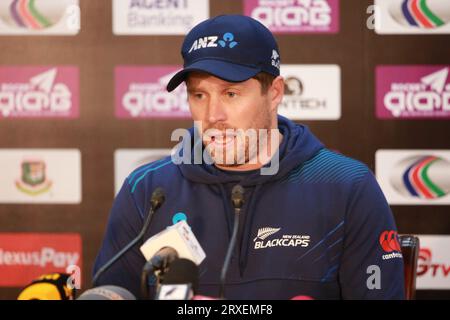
[390,155,450,199]
[0,0,72,30]
[389,0,450,30]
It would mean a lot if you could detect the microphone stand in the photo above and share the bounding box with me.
[92,188,165,287]
[219,185,244,299]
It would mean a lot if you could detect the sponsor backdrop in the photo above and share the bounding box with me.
[0,0,448,299]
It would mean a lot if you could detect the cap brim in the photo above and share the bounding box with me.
[166,59,261,92]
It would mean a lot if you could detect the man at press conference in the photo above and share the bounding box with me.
[93,14,405,300]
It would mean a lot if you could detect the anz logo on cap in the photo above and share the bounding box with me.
[188,32,238,53]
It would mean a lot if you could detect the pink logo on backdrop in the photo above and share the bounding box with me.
[115,66,189,119]
[244,0,339,34]
[0,66,79,118]
[376,66,450,119]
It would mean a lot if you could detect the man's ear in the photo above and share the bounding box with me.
[269,76,284,112]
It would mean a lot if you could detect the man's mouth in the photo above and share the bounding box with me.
[206,133,237,148]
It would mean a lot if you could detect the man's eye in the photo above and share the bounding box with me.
[193,93,203,99]
[227,92,237,98]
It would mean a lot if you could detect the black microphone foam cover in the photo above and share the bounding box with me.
[162,258,199,294]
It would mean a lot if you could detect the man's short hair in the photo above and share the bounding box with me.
[253,72,276,94]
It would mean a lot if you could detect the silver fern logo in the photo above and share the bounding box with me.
[254,227,281,242]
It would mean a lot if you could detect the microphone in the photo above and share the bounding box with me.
[219,184,244,299]
[17,273,76,300]
[155,258,199,300]
[77,285,136,300]
[139,220,206,299]
[140,246,179,299]
[231,184,245,209]
[144,247,179,274]
[139,220,206,265]
[92,187,165,286]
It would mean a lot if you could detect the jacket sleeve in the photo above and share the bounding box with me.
[338,171,405,299]
[92,178,147,298]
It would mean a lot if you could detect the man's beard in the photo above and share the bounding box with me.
[202,107,273,167]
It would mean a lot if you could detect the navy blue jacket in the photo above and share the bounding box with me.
[93,116,405,299]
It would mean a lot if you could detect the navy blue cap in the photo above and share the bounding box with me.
[166,15,281,92]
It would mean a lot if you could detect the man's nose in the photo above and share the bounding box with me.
[207,95,227,124]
